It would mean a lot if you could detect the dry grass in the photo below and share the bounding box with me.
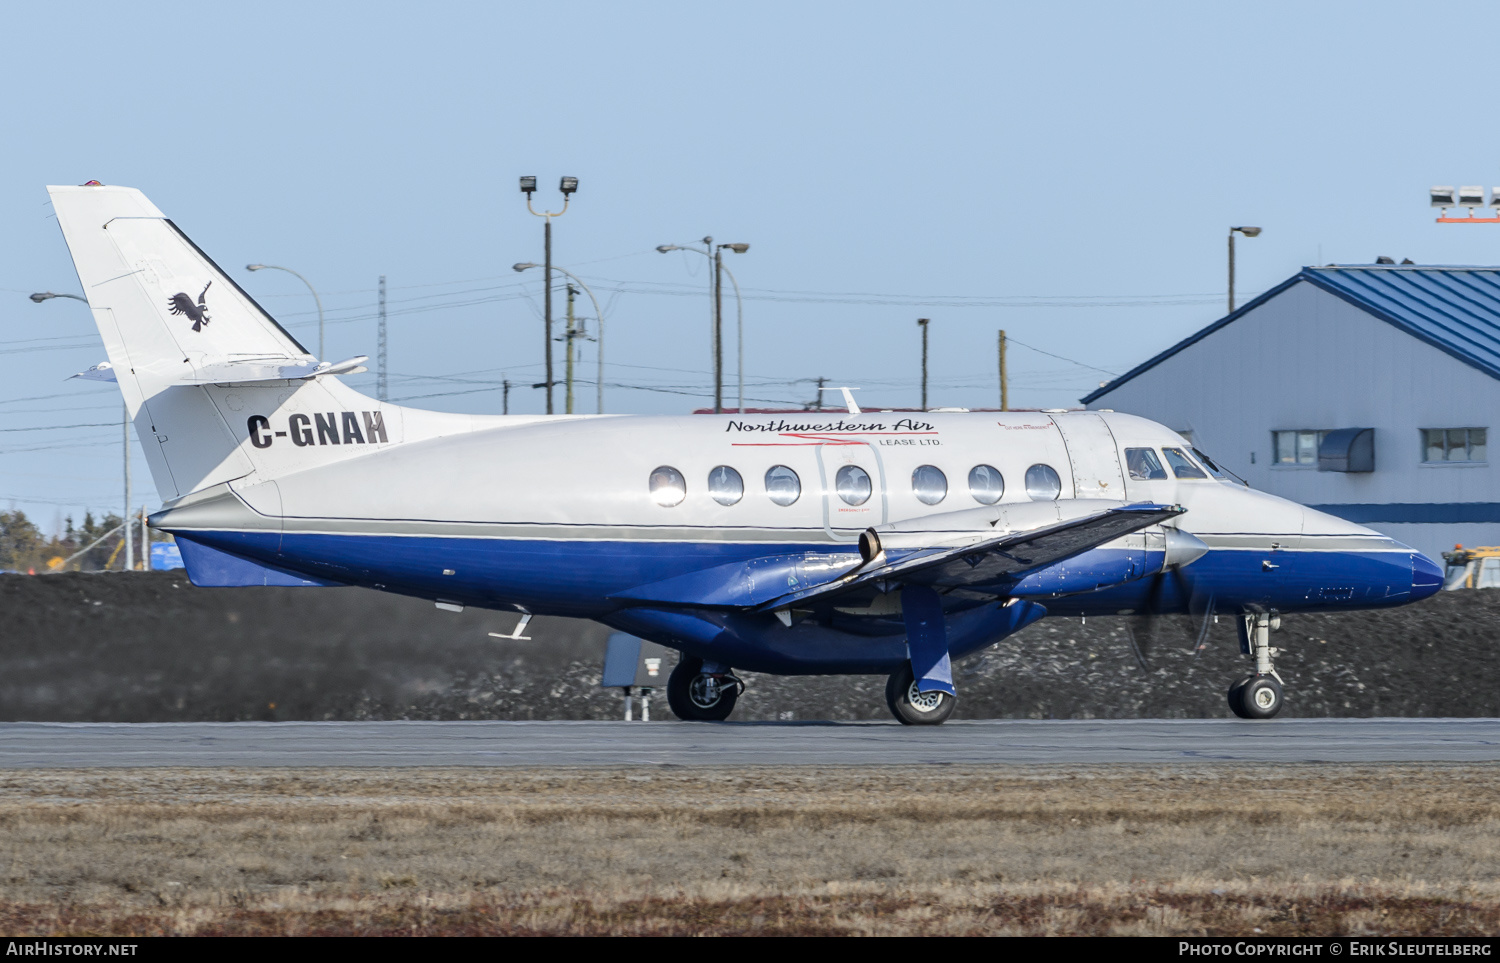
[0,765,1497,935]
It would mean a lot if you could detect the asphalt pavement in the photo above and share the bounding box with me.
[0,718,1496,768]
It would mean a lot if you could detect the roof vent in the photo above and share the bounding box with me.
[1375,256,1396,264]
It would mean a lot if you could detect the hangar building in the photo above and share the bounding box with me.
[1083,264,1500,562]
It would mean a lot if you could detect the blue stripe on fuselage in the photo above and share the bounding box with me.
[177,528,1424,618]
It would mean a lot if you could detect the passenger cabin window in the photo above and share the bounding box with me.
[765,465,801,506]
[835,465,872,505]
[1125,448,1167,480]
[1162,447,1207,479]
[967,465,1004,505]
[708,465,743,505]
[649,466,686,507]
[912,465,947,505]
[1423,428,1487,463]
[1025,464,1062,501]
[1273,429,1327,465]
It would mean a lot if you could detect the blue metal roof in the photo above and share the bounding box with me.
[1081,265,1500,405]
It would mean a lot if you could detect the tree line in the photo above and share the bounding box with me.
[0,510,172,574]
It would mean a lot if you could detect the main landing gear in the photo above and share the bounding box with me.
[666,656,743,722]
[885,661,956,726]
[1228,612,1285,719]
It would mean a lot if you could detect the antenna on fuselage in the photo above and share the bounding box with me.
[817,386,862,415]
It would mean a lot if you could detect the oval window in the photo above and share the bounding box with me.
[968,464,1004,505]
[1025,463,1062,501]
[649,466,686,507]
[765,465,801,506]
[707,465,743,506]
[835,464,872,506]
[912,465,947,505]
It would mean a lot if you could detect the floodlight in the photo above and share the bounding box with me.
[725,243,750,253]
[559,176,578,195]
[1459,186,1485,207]
[519,175,537,193]
[1431,186,1456,207]
[1489,190,1500,208]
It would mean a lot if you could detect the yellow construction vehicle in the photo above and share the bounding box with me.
[1440,545,1500,589]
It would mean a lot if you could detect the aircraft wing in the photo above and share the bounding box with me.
[751,502,1184,612]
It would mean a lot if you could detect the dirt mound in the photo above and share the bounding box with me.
[0,572,1495,721]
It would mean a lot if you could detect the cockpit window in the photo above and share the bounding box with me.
[1125,447,1168,480]
[1189,447,1228,479]
[1162,447,1207,479]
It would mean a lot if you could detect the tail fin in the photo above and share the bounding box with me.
[48,184,492,504]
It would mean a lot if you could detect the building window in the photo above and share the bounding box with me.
[1423,428,1487,463]
[1273,430,1327,465]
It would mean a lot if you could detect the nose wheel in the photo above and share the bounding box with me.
[1228,613,1285,719]
[1228,675,1283,719]
[666,656,741,722]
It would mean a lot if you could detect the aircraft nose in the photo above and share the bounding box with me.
[1411,552,1444,602]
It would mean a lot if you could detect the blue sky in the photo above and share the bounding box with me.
[2,1,1499,531]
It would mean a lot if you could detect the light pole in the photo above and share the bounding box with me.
[513,262,606,414]
[1228,226,1262,314]
[657,240,749,413]
[917,318,930,411]
[246,264,325,359]
[29,291,135,571]
[520,176,578,414]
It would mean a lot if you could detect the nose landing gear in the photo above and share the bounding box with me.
[666,656,743,722]
[1229,612,1284,719]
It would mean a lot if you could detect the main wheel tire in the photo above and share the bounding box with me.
[666,657,739,722]
[884,662,956,726]
[1229,675,1283,720]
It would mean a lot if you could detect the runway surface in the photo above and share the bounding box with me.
[0,718,1496,768]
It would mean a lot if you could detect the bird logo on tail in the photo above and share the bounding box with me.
[167,282,212,331]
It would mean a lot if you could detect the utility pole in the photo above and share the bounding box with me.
[815,375,827,411]
[917,318,930,411]
[377,275,388,402]
[998,329,1008,411]
[122,403,131,572]
[503,378,511,415]
[140,506,148,571]
[713,246,724,413]
[564,284,578,415]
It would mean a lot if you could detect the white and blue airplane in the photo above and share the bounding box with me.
[45,184,1444,724]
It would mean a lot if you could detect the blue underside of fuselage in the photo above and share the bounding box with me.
[173,529,1432,675]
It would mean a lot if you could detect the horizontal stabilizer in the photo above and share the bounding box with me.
[70,362,117,383]
[180,355,369,385]
[176,535,346,588]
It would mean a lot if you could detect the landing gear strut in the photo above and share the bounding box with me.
[666,656,742,722]
[1228,612,1284,719]
[885,661,957,726]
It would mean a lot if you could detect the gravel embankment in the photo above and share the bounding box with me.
[0,571,1494,721]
